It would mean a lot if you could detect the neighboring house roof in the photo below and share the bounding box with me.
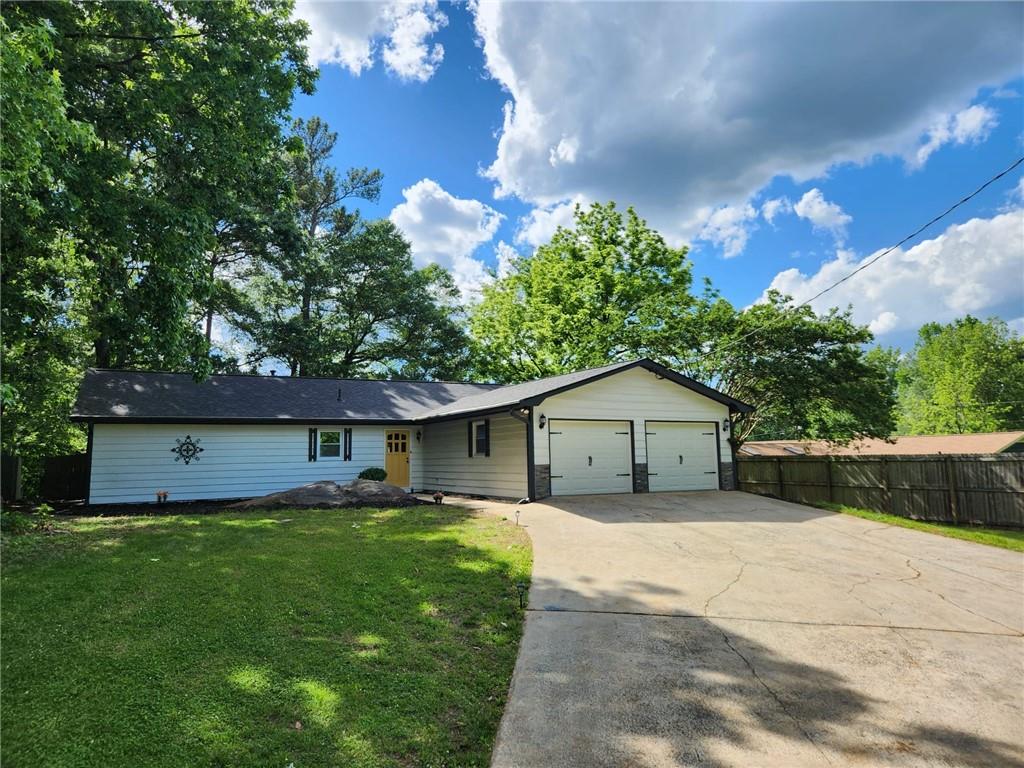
[740,431,1024,456]
[72,358,753,424]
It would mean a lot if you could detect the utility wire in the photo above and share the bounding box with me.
[706,156,1024,360]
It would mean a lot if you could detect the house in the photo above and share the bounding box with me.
[71,359,753,505]
[739,431,1024,457]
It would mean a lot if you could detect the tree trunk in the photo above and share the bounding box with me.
[205,306,214,344]
[95,335,111,368]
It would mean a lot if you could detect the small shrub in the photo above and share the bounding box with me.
[1,510,34,535]
[358,467,387,482]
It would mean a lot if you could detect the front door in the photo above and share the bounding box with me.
[385,430,410,487]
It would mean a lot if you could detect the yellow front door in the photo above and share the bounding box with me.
[384,430,410,487]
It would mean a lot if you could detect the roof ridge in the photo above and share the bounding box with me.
[84,367,501,387]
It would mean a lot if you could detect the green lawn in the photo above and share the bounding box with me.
[818,502,1024,552]
[1,505,531,767]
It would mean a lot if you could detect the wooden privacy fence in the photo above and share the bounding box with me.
[39,454,90,501]
[737,454,1024,529]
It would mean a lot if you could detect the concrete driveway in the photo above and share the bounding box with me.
[470,492,1024,768]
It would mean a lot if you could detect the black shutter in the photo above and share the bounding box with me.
[343,428,352,461]
[483,418,491,457]
[308,428,318,462]
[468,421,474,457]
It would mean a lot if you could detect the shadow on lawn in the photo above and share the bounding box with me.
[1,505,530,768]
[494,576,1024,768]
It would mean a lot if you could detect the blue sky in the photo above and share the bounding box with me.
[290,1,1024,350]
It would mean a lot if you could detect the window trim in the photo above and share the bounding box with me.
[319,430,342,458]
[343,428,353,461]
[469,418,491,458]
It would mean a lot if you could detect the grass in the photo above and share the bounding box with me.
[818,502,1024,552]
[1,505,531,767]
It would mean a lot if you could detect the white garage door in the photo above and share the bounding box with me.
[646,422,719,492]
[549,420,633,496]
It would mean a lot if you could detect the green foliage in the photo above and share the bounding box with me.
[0,509,34,535]
[2,506,532,766]
[470,202,896,445]
[896,316,1024,434]
[677,290,897,444]
[1,1,315,463]
[358,467,388,481]
[235,118,470,379]
[818,503,1024,552]
[471,202,696,381]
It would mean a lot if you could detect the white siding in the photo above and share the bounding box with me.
[533,367,731,465]
[89,424,415,504]
[422,415,527,499]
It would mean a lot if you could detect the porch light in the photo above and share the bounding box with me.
[416,430,422,442]
[722,418,730,433]
[538,414,547,429]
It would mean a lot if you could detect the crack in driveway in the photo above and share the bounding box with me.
[703,551,747,616]
[719,629,835,766]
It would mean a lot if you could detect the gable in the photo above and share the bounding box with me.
[538,366,731,422]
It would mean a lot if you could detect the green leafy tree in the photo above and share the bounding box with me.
[896,317,1024,434]
[471,202,698,381]
[3,0,315,371]
[1,1,315,482]
[237,219,471,379]
[674,290,897,443]
[1,15,95,480]
[469,202,896,444]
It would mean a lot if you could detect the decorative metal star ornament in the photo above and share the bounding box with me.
[171,435,204,464]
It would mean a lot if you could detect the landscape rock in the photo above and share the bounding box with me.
[230,479,424,509]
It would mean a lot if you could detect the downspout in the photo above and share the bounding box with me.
[509,407,534,503]
[728,410,738,490]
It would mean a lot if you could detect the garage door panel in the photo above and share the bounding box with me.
[646,422,718,492]
[550,420,632,496]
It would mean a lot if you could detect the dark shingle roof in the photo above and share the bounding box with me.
[72,370,500,423]
[72,359,752,424]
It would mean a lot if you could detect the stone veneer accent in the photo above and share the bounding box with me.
[533,463,551,499]
[633,463,649,493]
[719,461,735,490]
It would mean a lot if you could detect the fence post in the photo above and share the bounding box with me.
[825,456,833,504]
[881,457,891,514]
[946,456,959,524]
[776,457,784,499]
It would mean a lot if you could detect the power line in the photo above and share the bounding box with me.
[706,156,1024,360]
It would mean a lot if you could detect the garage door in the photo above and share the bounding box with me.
[549,420,633,496]
[646,422,719,491]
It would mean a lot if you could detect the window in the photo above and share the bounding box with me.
[468,419,490,457]
[319,431,341,457]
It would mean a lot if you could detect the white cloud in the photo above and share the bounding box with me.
[761,197,792,225]
[295,0,446,81]
[696,204,758,259]
[868,311,900,335]
[762,209,1024,337]
[549,136,580,167]
[793,188,852,241]
[381,2,447,82]
[494,240,519,279]
[471,3,1021,242]
[911,104,999,168]
[389,178,503,297]
[1008,317,1024,335]
[514,199,582,248]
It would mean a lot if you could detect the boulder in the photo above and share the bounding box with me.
[230,479,423,509]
